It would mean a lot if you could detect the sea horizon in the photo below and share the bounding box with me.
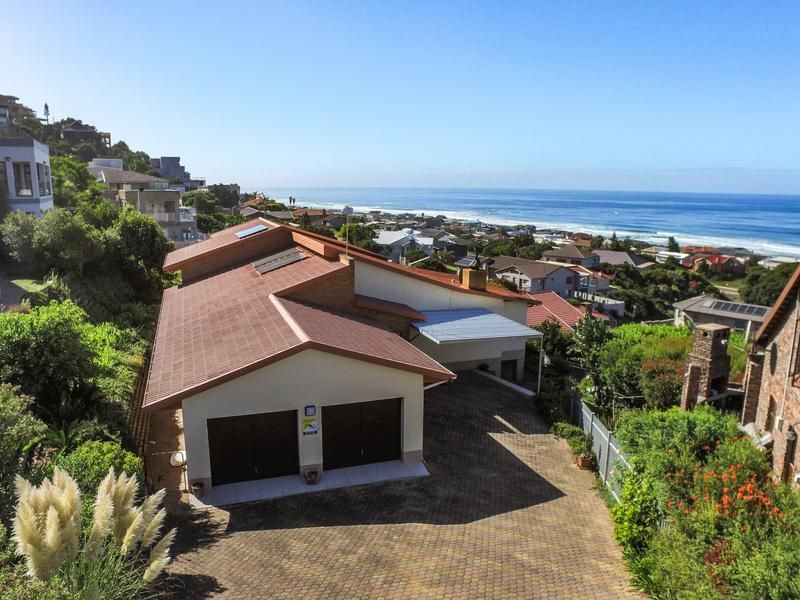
[245,187,800,259]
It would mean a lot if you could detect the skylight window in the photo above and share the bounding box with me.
[251,248,307,274]
[234,224,268,239]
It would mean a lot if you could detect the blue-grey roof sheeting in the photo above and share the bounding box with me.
[412,309,541,344]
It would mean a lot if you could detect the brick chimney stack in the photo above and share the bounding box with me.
[680,323,731,411]
[461,268,487,291]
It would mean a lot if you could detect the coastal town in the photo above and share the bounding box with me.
[1,74,800,600]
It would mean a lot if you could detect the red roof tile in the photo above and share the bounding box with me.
[525,291,607,331]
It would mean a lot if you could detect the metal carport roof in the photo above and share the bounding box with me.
[412,309,541,344]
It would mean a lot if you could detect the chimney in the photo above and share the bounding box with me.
[580,301,592,314]
[461,268,487,291]
[680,323,731,410]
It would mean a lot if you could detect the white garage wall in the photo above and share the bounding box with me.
[181,349,424,489]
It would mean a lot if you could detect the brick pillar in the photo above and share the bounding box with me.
[740,353,764,424]
[681,364,702,411]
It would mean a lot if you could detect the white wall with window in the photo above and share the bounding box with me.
[0,138,54,216]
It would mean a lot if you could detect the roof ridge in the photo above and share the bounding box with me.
[269,294,310,343]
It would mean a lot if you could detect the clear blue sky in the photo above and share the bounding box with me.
[6,0,800,193]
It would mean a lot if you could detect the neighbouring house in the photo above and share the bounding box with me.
[88,157,124,177]
[740,266,800,483]
[640,245,667,258]
[375,229,415,262]
[542,244,600,267]
[0,95,37,136]
[490,255,577,297]
[292,208,327,219]
[143,218,538,495]
[655,250,690,264]
[758,256,798,270]
[0,138,54,216]
[150,156,205,190]
[311,213,348,230]
[96,167,199,243]
[592,249,648,268]
[683,254,746,276]
[673,294,769,338]
[567,264,613,294]
[61,119,111,147]
[526,291,609,331]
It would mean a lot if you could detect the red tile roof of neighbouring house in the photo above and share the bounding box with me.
[525,291,608,331]
[292,208,326,218]
[144,245,454,411]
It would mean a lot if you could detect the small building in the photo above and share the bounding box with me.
[758,256,798,270]
[673,295,769,337]
[680,323,732,411]
[0,95,37,135]
[490,256,577,297]
[542,244,600,267]
[740,266,800,483]
[0,138,54,216]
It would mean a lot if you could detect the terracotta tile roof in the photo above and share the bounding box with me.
[278,298,452,382]
[354,294,428,321]
[163,218,279,270]
[756,265,800,343]
[292,208,326,218]
[525,292,608,331]
[144,248,453,411]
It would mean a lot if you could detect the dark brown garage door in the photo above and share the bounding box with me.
[322,398,401,470]
[207,410,298,486]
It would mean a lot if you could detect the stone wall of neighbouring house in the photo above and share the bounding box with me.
[753,299,800,481]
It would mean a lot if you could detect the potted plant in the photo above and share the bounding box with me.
[191,481,205,497]
[574,434,594,469]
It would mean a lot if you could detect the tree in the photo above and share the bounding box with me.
[0,211,38,263]
[589,235,605,250]
[404,248,428,263]
[112,209,173,272]
[741,263,798,306]
[667,236,680,252]
[33,209,102,274]
[207,184,240,208]
[571,311,611,408]
[181,190,218,214]
[51,155,99,208]
[609,232,623,251]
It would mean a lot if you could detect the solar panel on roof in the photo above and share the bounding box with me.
[234,224,267,239]
[709,300,768,318]
[251,248,307,275]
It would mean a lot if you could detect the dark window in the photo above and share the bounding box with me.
[766,396,777,432]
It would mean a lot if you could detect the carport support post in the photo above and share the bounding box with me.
[536,337,543,399]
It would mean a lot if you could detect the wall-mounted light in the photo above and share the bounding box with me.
[786,427,797,442]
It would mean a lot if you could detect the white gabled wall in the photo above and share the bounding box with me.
[354,261,528,324]
[181,349,424,489]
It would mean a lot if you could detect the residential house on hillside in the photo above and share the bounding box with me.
[61,119,110,147]
[490,255,577,297]
[526,291,610,331]
[542,244,600,267]
[673,294,769,337]
[0,138,54,216]
[375,229,415,262]
[683,254,746,276]
[0,95,37,136]
[142,218,537,498]
[96,167,199,243]
[150,156,205,190]
[740,266,800,483]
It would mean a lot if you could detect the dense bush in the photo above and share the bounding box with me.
[0,301,145,422]
[54,441,142,493]
[552,422,592,457]
[611,406,800,598]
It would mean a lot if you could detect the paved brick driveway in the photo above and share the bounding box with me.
[164,372,639,599]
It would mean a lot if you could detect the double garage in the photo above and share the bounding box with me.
[207,398,402,486]
[179,349,430,493]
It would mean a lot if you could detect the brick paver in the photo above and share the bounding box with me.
[164,371,639,599]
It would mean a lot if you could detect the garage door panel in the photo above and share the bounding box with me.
[208,410,299,486]
[323,398,401,470]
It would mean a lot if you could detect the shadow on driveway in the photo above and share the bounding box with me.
[215,371,563,532]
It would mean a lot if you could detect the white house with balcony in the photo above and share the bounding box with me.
[0,138,54,216]
[95,167,200,243]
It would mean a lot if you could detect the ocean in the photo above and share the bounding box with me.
[259,188,800,258]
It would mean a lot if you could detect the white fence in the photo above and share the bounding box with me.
[569,396,630,501]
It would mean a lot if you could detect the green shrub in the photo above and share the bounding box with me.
[54,441,142,493]
[552,422,592,456]
[611,468,662,553]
